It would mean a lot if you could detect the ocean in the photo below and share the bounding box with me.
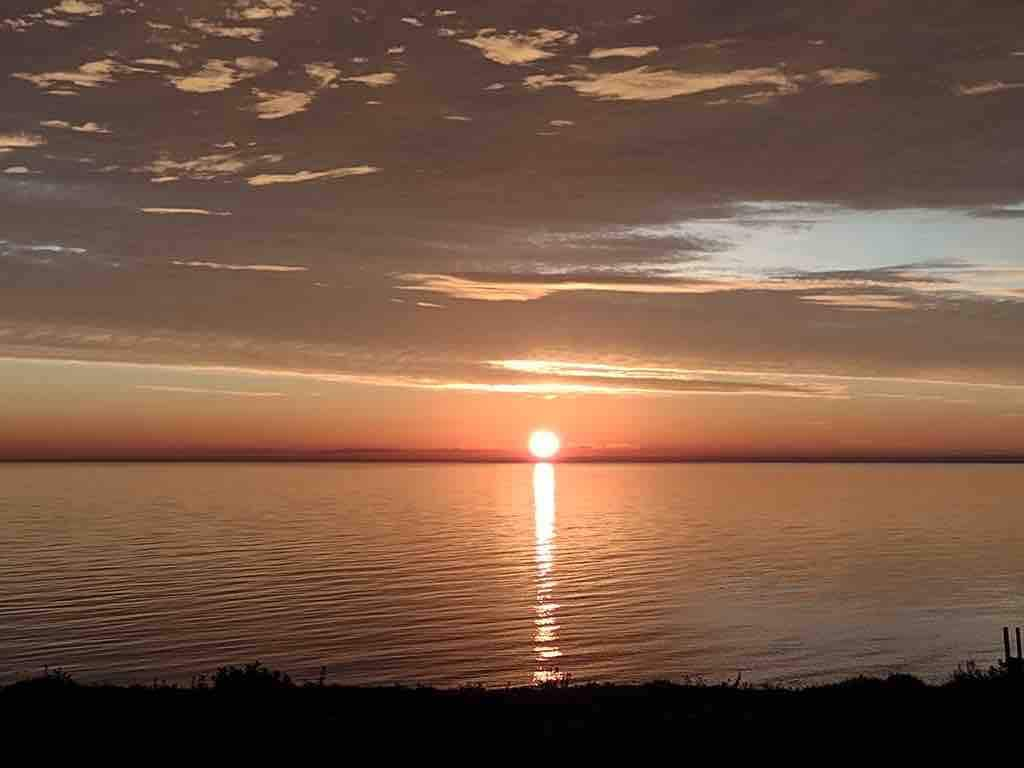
[2,462,1021,686]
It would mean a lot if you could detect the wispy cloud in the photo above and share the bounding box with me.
[247,165,379,186]
[250,89,314,119]
[171,260,307,272]
[188,19,263,43]
[136,384,286,397]
[396,272,734,300]
[228,1,301,21]
[395,268,1010,303]
[956,80,1024,96]
[305,62,339,88]
[401,17,423,27]
[142,208,233,217]
[800,294,916,311]
[341,72,398,87]
[0,133,46,148]
[142,152,250,182]
[487,359,847,397]
[589,46,659,60]
[53,1,103,15]
[13,59,145,91]
[526,66,797,101]
[134,58,181,69]
[460,28,578,65]
[170,57,277,93]
[817,67,879,85]
[4,0,104,31]
[40,120,110,134]
[525,64,878,102]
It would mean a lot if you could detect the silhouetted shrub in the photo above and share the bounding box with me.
[212,661,293,692]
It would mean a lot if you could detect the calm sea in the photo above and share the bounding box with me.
[1,463,1022,686]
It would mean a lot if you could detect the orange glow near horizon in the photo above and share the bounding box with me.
[529,430,562,460]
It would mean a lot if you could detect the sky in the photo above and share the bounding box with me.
[2,0,1024,460]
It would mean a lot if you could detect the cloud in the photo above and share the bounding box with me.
[171,260,307,272]
[444,114,472,121]
[460,28,578,65]
[394,269,952,303]
[435,9,457,17]
[188,19,263,42]
[52,1,103,15]
[401,17,423,27]
[40,120,110,134]
[525,66,796,101]
[800,294,916,311]
[134,58,181,69]
[416,301,445,308]
[228,1,301,21]
[2,18,32,32]
[485,360,1024,401]
[628,14,654,24]
[141,208,233,216]
[0,133,46,148]
[342,72,398,87]
[388,46,405,55]
[4,166,33,175]
[136,385,286,397]
[956,80,1024,96]
[588,46,659,60]
[970,205,1024,219]
[247,165,380,186]
[305,62,339,88]
[250,89,314,119]
[12,59,144,90]
[549,119,575,127]
[170,57,277,93]
[244,62,338,119]
[397,272,731,300]
[486,360,845,398]
[816,67,879,85]
[142,152,250,181]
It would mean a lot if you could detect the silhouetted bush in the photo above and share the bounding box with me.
[211,661,293,692]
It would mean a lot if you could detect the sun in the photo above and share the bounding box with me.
[528,430,561,460]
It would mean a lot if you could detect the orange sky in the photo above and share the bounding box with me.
[2,357,1023,460]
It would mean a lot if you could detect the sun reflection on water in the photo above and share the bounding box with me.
[532,462,562,682]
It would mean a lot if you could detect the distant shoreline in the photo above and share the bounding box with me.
[2,457,1023,464]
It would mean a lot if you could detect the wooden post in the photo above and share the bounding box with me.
[1004,627,1012,668]
[1017,627,1022,661]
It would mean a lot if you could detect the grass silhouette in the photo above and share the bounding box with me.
[2,659,1021,739]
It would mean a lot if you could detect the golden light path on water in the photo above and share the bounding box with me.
[532,461,561,682]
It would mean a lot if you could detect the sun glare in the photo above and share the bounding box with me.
[528,430,561,460]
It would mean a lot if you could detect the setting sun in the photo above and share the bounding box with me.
[528,430,561,460]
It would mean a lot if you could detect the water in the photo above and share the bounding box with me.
[1,463,1022,686]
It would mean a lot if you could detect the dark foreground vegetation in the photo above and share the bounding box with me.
[3,661,1021,741]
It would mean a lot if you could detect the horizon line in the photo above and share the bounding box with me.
[2,456,1023,464]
